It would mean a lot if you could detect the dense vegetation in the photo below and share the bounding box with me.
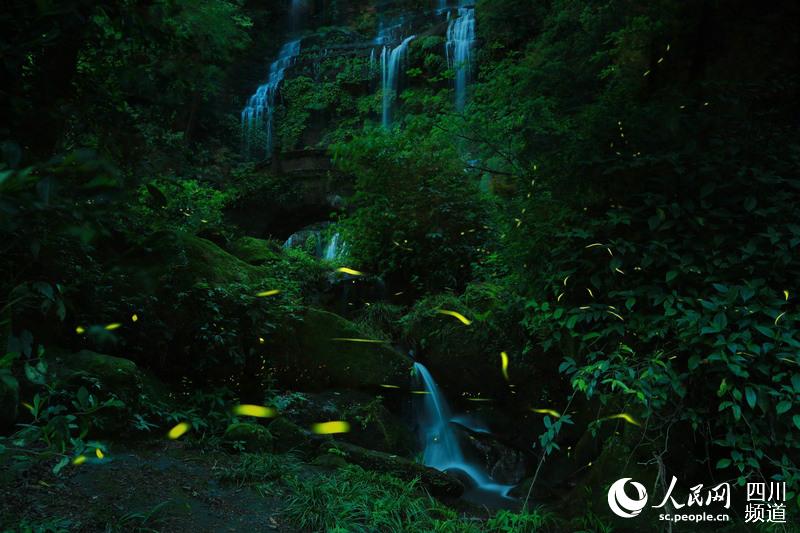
[1,0,799,531]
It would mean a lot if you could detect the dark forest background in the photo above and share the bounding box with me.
[1,0,799,531]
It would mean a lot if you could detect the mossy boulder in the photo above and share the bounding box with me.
[224,423,274,452]
[268,417,315,454]
[45,349,170,433]
[163,232,268,285]
[65,350,141,390]
[329,441,464,499]
[273,308,412,391]
[0,373,19,433]
[226,236,283,266]
[278,391,415,455]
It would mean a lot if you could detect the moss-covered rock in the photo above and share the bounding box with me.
[226,236,283,266]
[0,372,19,433]
[224,423,274,452]
[329,441,464,499]
[272,308,412,391]
[166,232,269,285]
[268,417,315,454]
[271,390,414,455]
[65,350,141,390]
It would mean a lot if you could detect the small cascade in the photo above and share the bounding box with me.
[283,227,345,261]
[290,0,305,33]
[241,39,302,157]
[413,363,514,500]
[446,5,476,111]
[381,35,415,128]
[323,232,343,261]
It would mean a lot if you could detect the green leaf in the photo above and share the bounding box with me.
[665,271,678,282]
[745,387,757,409]
[792,374,800,393]
[716,458,731,469]
[793,415,800,431]
[740,286,755,302]
[776,401,792,415]
[712,312,728,331]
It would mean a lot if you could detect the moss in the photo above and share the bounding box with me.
[224,423,274,453]
[66,350,140,390]
[268,417,314,454]
[273,308,412,391]
[226,236,283,266]
[172,232,268,285]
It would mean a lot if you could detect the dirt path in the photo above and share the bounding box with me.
[1,441,300,532]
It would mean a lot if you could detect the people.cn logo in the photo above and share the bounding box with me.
[608,478,649,518]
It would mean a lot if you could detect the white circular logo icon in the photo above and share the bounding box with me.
[607,478,648,518]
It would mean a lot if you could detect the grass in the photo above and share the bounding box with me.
[217,452,301,487]
[281,464,558,532]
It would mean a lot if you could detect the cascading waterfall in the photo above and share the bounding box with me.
[414,362,514,499]
[242,39,300,157]
[446,4,476,111]
[241,39,301,156]
[323,232,343,261]
[290,0,305,32]
[283,228,346,260]
[381,35,416,128]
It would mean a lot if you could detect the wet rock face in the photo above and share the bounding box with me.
[459,430,528,485]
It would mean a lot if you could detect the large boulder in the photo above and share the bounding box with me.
[224,423,274,453]
[272,390,415,455]
[46,349,169,433]
[329,441,464,499]
[272,308,412,391]
[225,236,284,266]
[268,417,316,454]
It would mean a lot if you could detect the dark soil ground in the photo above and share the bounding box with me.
[0,441,300,532]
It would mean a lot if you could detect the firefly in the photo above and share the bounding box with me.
[168,422,191,440]
[530,408,561,418]
[500,352,510,381]
[336,267,363,276]
[256,289,280,297]
[437,309,472,325]
[233,404,277,418]
[606,413,641,427]
[311,421,350,435]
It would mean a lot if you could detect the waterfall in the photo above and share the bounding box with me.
[323,232,342,261]
[414,362,514,498]
[381,35,415,128]
[241,39,301,157]
[283,228,345,260]
[290,0,304,32]
[446,6,476,111]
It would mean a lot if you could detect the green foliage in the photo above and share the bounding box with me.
[133,177,232,234]
[484,508,557,533]
[282,465,477,533]
[218,452,301,487]
[333,123,490,292]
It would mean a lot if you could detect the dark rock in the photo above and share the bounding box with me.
[224,423,273,453]
[268,417,316,454]
[330,441,464,499]
[0,373,19,433]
